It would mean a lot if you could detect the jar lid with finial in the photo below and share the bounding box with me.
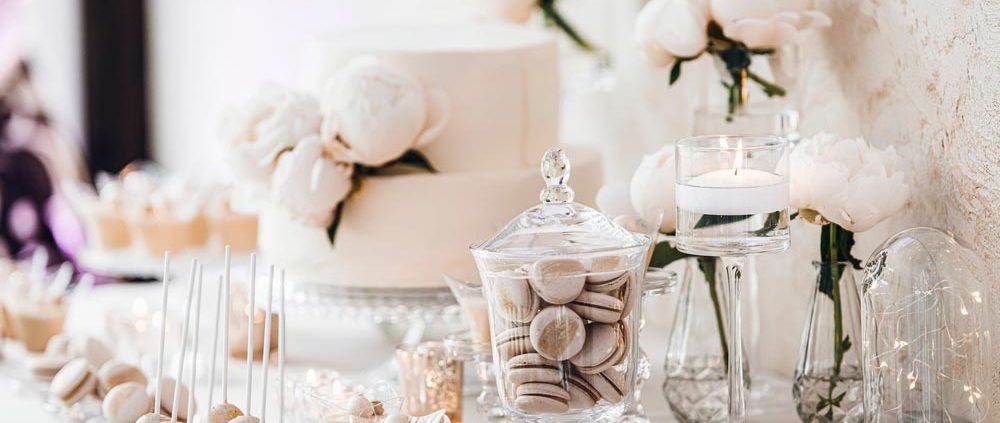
[470,148,649,260]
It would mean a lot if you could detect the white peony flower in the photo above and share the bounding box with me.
[483,0,537,23]
[789,133,908,232]
[223,87,322,182]
[270,135,353,227]
[321,56,449,167]
[710,0,831,49]
[595,183,634,219]
[634,0,710,67]
[629,144,678,233]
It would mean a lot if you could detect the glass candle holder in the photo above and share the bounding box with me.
[396,341,464,422]
[674,135,790,256]
[674,135,790,423]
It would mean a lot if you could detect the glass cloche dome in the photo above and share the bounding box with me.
[861,227,991,422]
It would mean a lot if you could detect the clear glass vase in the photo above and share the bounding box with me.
[663,257,749,423]
[793,261,864,422]
[695,45,801,143]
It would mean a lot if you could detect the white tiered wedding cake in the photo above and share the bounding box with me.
[249,22,601,288]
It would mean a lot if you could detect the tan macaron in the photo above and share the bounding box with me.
[50,357,97,405]
[146,377,194,421]
[569,323,626,374]
[27,354,70,381]
[102,382,151,423]
[97,360,147,397]
[69,336,114,368]
[529,259,586,305]
[568,291,624,323]
[491,269,539,323]
[528,306,586,361]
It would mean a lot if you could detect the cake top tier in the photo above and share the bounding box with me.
[309,22,560,173]
[327,22,552,52]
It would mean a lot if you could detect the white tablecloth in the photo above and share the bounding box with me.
[0,282,801,422]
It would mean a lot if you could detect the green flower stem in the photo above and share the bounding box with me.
[539,0,597,53]
[747,70,786,97]
[824,223,846,418]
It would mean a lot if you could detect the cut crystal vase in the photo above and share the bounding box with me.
[793,261,864,422]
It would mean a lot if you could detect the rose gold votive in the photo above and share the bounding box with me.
[396,341,463,422]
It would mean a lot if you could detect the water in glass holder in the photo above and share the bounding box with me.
[674,136,790,256]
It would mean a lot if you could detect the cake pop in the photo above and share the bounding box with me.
[136,252,171,423]
[209,247,245,422]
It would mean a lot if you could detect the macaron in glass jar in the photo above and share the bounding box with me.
[471,149,651,422]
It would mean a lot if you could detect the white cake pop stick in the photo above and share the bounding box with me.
[223,245,232,404]
[73,273,95,299]
[29,247,48,300]
[260,265,275,421]
[46,262,73,300]
[245,253,257,415]
[171,260,199,423]
[278,270,286,423]
[187,266,205,423]
[154,252,171,416]
[207,276,223,412]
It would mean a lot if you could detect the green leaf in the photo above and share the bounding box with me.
[325,202,346,246]
[648,240,691,268]
[394,149,437,172]
[841,335,852,353]
[669,60,683,85]
[539,0,598,53]
[751,211,785,236]
[694,214,751,229]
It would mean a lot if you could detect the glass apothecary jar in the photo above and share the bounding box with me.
[861,227,992,422]
[471,148,651,422]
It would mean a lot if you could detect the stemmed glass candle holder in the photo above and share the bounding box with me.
[674,135,790,422]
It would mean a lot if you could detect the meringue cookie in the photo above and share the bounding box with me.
[322,56,448,166]
[270,135,353,227]
[209,403,244,422]
[224,87,322,182]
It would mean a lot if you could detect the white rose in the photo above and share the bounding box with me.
[321,56,449,167]
[223,87,322,182]
[789,133,908,232]
[709,0,831,49]
[270,136,353,227]
[629,144,678,233]
[484,0,537,23]
[634,0,710,67]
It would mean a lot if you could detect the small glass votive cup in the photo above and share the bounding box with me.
[396,341,463,422]
[674,135,790,257]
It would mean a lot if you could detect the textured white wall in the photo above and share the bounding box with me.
[748,0,1000,414]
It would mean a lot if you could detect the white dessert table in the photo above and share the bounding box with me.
[0,282,800,422]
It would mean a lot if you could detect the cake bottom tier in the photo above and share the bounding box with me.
[259,148,602,288]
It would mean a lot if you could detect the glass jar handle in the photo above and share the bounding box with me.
[540,148,574,204]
